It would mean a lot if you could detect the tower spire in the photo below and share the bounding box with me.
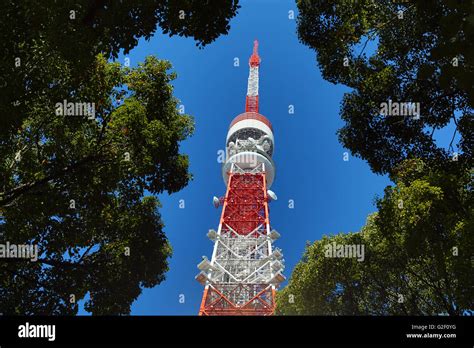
[245,40,261,113]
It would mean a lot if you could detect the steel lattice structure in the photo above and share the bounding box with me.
[196,41,285,316]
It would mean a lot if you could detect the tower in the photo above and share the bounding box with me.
[196,40,285,316]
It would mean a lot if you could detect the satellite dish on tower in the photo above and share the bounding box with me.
[267,190,277,201]
[212,196,220,208]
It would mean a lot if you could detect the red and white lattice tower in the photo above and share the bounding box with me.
[196,40,285,316]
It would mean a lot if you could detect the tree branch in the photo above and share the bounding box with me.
[448,115,459,153]
[0,153,103,208]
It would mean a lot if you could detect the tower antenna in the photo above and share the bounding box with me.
[196,41,285,316]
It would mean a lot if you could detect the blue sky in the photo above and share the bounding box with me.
[78,0,455,315]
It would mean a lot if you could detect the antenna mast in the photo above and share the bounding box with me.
[245,40,261,113]
[196,41,284,316]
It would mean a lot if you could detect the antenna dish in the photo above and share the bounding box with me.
[212,196,220,208]
[267,190,277,201]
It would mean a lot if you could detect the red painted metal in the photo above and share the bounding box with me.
[199,172,275,316]
[199,284,275,316]
[249,39,261,67]
[198,40,278,317]
[245,95,259,113]
[229,112,273,131]
[246,40,261,113]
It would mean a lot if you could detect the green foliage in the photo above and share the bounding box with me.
[282,1,474,316]
[155,0,240,47]
[277,160,473,315]
[0,53,193,315]
[297,0,473,175]
[0,0,239,315]
[0,0,239,137]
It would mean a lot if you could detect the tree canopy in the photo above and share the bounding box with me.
[276,159,473,315]
[279,0,474,316]
[296,0,473,175]
[0,0,240,314]
[1,0,240,138]
[0,54,194,315]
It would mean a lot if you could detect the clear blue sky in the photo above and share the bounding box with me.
[78,0,455,315]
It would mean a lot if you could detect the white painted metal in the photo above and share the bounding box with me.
[226,118,274,148]
[196,163,285,306]
[222,152,275,188]
[247,66,259,97]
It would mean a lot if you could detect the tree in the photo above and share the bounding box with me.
[276,159,473,315]
[0,0,240,314]
[296,0,473,175]
[1,0,240,138]
[0,55,194,315]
